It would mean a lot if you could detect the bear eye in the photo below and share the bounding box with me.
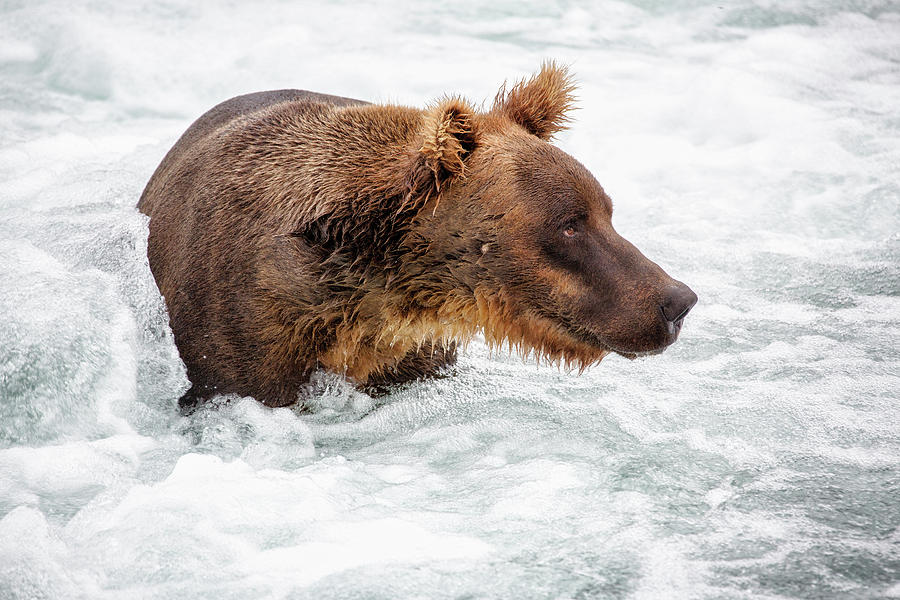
[562,219,581,238]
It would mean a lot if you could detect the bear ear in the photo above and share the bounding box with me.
[493,61,577,140]
[419,96,479,191]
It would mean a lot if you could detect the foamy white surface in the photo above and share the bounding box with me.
[1,1,898,598]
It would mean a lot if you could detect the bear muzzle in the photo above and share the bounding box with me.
[583,279,698,360]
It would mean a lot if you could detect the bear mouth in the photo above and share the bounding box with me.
[532,306,669,361]
[564,322,670,360]
[617,347,667,360]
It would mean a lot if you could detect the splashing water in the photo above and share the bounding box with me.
[1,1,898,598]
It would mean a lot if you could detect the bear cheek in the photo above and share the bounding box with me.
[486,227,542,286]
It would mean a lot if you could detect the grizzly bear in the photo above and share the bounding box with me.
[139,63,697,410]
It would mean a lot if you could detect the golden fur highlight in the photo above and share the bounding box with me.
[420,97,478,188]
[492,61,577,141]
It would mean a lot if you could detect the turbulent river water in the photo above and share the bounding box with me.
[1,1,898,598]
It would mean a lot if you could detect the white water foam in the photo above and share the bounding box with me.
[1,1,898,598]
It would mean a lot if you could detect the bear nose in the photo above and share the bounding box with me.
[660,283,698,334]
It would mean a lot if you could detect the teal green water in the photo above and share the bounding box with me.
[1,1,898,598]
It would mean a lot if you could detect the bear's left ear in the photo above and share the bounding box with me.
[493,61,577,140]
[419,97,479,191]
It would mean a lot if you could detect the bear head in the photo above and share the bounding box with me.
[403,62,697,369]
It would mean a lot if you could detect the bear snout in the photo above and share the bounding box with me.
[659,282,698,337]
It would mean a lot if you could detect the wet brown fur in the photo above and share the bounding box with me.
[139,63,689,408]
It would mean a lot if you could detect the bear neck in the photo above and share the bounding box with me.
[250,102,483,382]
